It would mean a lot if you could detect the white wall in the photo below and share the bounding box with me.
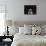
[0,0,46,22]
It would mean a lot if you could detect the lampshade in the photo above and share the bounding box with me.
[5,20,12,26]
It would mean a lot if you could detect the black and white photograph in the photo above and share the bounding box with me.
[24,5,37,15]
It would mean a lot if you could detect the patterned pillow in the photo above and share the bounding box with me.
[32,26,41,35]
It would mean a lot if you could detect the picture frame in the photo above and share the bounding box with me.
[24,5,37,15]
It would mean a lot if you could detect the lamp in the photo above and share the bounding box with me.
[5,20,12,36]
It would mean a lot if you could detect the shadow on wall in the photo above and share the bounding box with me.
[5,20,46,27]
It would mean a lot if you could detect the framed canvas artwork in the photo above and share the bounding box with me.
[24,5,37,15]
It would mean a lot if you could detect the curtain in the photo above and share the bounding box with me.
[0,5,5,36]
